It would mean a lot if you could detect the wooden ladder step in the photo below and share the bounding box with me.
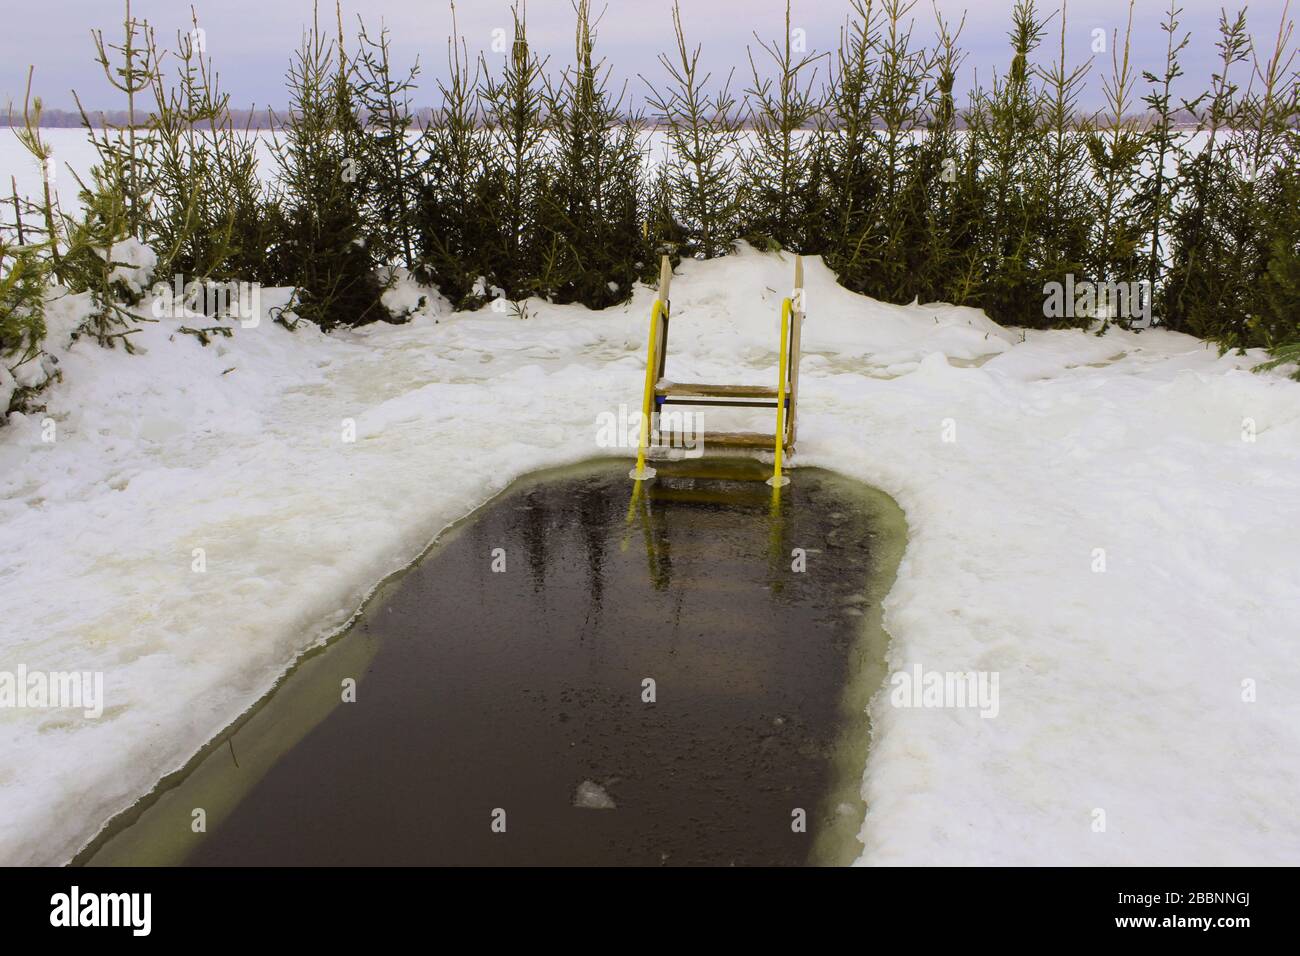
[655,430,780,449]
[655,380,779,400]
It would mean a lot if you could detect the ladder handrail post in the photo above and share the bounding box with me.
[633,297,663,480]
[631,256,673,482]
[788,255,804,449]
[772,296,792,485]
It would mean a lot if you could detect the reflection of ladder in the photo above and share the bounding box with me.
[631,255,805,487]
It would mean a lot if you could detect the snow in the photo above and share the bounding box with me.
[379,268,438,320]
[1,243,1298,866]
[0,364,14,413]
[104,239,157,297]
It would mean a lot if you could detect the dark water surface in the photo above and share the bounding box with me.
[79,458,905,866]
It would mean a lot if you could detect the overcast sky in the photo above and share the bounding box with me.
[2,0,1296,115]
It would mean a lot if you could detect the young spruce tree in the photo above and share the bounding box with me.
[416,2,493,305]
[1162,9,1251,340]
[1134,1,1195,315]
[353,18,422,272]
[478,2,551,302]
[541,0,647,307]
[1029,0,1092,326]
[1085,0,1145,328]
[740,0,825,254]
[273,3,390,329]
[643,1,745,260]
[965,0,1049,325]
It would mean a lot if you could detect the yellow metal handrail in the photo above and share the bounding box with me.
[631,297,664,481]
[771,297,792,486]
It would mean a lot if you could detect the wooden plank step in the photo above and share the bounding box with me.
[655,430,779,449]
[655,381,779,400]
[656,396,780,409]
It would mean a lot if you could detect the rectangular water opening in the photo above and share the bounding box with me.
[77,458,906,867]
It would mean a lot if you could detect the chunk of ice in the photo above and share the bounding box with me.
[574,780,616,810]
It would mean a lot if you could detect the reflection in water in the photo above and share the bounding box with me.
[577,480,609,618]
[79,459,904,867]
[521,488,550,595]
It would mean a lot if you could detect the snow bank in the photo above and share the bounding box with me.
[3,240,158,418]
[1,244,1298,866]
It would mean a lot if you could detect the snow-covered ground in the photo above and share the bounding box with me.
[1,244,1298,867]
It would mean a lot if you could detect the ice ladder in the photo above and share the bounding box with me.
[630,255,805,487]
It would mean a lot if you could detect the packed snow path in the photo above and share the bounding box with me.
[2,247,1298,865]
